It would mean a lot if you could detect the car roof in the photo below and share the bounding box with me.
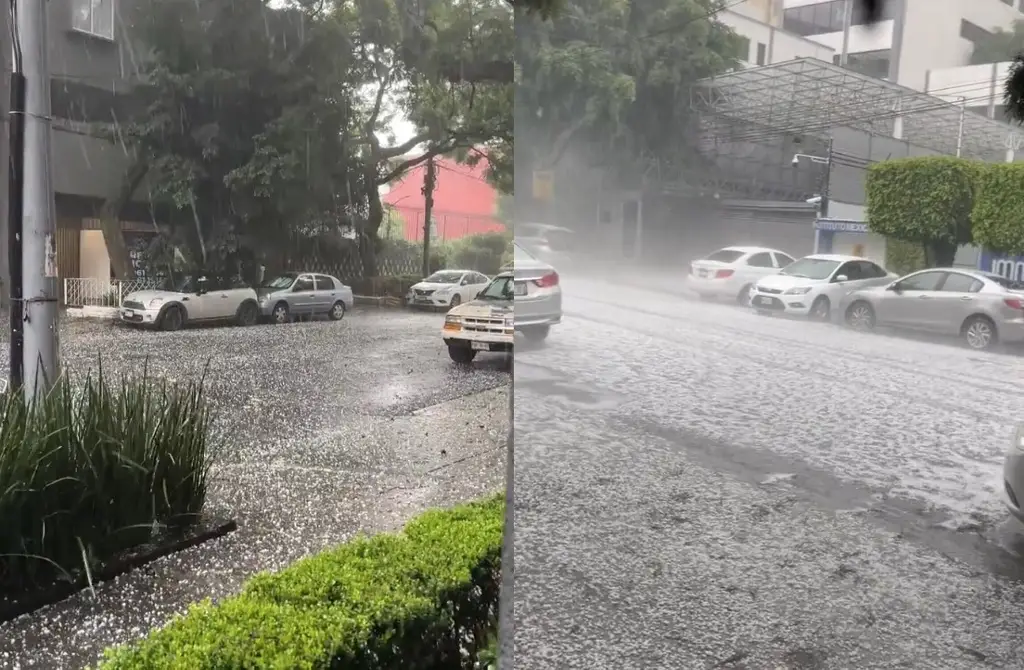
[517,223,575,233]
[800,254,866,262]
[719,246,783,254]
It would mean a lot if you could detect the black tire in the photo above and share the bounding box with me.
[521,325,550,342]
[271,301,290,324]
[450,294,462,308]
[160,305,184,332]
[448,346,477,364]
[736,284,752,306]
[844,301,875,331]
[810,296,831,321]
[962,315,997,351]
[236,301,259,327]
[328,301,346,321]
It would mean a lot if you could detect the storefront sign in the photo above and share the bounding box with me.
[814,219,869,234]
[979,250,1024,281]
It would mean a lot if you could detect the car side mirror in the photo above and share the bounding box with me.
[835,274,848,283]
[888,283,901,292]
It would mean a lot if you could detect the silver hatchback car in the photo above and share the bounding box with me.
[257,272,354,324]
[841,268,1024,350]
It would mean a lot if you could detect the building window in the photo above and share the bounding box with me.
[845,49,891,79]
[756,42,767,65]
[960,19,992,44]
[735,35,751,62]
[783,0,896,37]
[73,0,115,40]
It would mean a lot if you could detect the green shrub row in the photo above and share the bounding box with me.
[0,370,214,592]
[867,156,1024,260]
[97,495,505,670]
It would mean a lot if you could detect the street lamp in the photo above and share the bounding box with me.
[791,138,835,255]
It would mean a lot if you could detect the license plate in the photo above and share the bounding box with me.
[514,282,527,296]
[757,296,773,306]
[471,341,490,351]
[698,270,707,278]
[123,309,135,317]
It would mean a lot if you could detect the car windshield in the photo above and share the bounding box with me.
[261,275,296,289]
[780,258,841,280]
[478,276,513,301]
[425,271,464,284]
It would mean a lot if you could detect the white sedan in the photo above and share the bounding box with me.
[407,269,491,309]
[688,246,796,304]
[749,254,898,320]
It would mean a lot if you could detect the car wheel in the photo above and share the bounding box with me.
[160,305,184,332]
[271,301,290,324]
[810,296,831,321]
[962,315,997,350]
[448,346,477,364]
[736,284,752,306]
[236,301,259,327]
[521,325,550,342]
[845,301,875,331]
[450,294,462,308]
[328,301,346,321]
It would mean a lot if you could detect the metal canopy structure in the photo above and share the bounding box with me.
[692,58,1024,162]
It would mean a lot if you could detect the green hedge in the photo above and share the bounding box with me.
[97,495,504,670]
[0,370,213,592]
[971,162,1024,254]
[866,156,975,265]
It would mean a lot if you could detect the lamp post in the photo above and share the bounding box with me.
[793,138,834,254]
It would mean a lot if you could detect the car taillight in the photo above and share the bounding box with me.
[714,269,734,279]
[534,271,559,288]
[1006,298,1024,310]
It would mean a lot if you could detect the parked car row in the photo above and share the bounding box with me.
[688,245,1024,351]
[119,272,354,331]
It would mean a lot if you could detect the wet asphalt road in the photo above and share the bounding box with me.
[0,309,509,669]
[515,275,1024,669]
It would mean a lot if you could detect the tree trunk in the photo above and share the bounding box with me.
[360,175,384,279]
[927,241,957,268]
[101,161,148,280]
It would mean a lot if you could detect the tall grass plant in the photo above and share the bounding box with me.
[0,367,216,592]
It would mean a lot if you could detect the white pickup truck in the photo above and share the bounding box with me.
[441,270,514,364]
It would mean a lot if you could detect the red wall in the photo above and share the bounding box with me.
[383,155,505,241]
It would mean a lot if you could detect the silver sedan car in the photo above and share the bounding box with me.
[257,272,354,324]
[512,241,562,341]
[1004,424,1024,524]
[841,267,1024,350]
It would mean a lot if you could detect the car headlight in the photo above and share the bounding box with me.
[1014,424,1024,453]
[148,298,164,308]
[445,315,462,325]
[784,287,812,295]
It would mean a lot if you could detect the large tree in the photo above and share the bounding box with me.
[346,0,512,273]
[515,0,743,207]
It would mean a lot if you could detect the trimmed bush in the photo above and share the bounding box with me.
[866,156,976,266]
[97,495,504,670]
[449,231,512,276]
[0,370,214,592]
[972,162,1024,254]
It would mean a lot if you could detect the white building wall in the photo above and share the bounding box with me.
[897,0,1022,91]
[926,61,1009,112]
[731,0,786,26]
[808,20,895,55]
[719,11,836,66]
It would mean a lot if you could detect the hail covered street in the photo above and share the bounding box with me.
[515,273,1024,669]
[0,309,509,669]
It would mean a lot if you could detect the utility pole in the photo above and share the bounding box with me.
[420,155,436,278]
[0,2,11,313]
[19,0,58,399]
[956,96,966,158]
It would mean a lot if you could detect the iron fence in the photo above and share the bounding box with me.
[63,278,163,308]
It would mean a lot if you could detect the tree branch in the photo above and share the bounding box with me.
[540,116,588,169]
[379,139,459,184]
[364,63,393,143]
[380,133,430,160]
[441,59,513,84]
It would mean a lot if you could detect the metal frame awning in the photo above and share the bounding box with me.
[692,58,1023,161]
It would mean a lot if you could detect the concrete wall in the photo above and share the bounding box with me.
[719,10,835,65]
[827,126,941,206]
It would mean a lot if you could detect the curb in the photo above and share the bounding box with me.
[0,518,238,623]
[65,306,118,320]
[354,295,404,308]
